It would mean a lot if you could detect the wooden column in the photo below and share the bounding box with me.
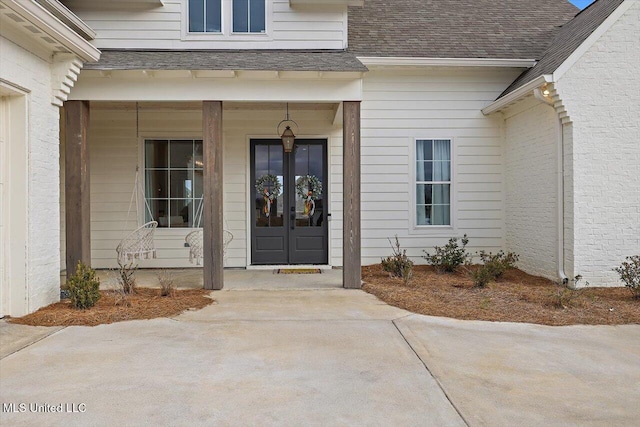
[203,101,224,290]
[343,101,362,289]
[64,100,91,274]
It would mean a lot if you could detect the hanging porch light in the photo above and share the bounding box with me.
[277,103,299,153]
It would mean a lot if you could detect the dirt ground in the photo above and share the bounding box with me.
[362,264,640,326]
[10,289,214,327]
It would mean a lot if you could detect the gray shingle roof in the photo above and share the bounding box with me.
[500,0,626,98]
[84,50,368,72]
[348,0,579,59]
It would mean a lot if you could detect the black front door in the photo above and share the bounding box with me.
[251,139,328,265]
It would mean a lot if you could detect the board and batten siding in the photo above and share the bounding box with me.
[359,69,522,265]
[70,0,347,50]
[60,104,341,270]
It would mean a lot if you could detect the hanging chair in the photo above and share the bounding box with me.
[185,198,233,265]
[116,221,158,263]
[116,166,158,264]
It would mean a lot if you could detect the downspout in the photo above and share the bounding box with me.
[534,86,569,285]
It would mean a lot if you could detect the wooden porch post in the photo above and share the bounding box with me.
[64,100,91,274]
[343,101,362,289]
[203,101,224,290]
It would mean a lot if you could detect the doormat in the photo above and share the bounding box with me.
[277,269,322,274]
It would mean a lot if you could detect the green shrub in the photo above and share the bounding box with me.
[381,236,414,285]
[67,262,101,309]
[423,235,470,273]
[471,265,494,288]
[614,256,640,299]
[550,275,588,309]
[478,250,519,279]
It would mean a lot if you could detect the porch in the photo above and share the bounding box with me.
[62,97,362,290]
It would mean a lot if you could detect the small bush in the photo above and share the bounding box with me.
[423,235,470,274]
[381,236,414,285]
[116,260,137,294]
[614,255,640,299]
[551,275,588,309]
[158,270,176,297]
[478,250,520,279]
[67,262,101,309]
[471,265,494,288]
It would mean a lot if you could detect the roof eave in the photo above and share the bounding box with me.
[357,57,537,69]
[482,75,553,115]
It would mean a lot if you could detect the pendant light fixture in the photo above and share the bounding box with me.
[277,103,299,153]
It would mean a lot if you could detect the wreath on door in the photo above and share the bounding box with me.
[255,174,282,218]
[296,175,323,217]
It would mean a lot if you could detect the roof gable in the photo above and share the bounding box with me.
[499,0,626,98]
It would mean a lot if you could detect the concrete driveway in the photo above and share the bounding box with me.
[1,289,639,426]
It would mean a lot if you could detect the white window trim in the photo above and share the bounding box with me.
[409,137,456,235]
[181,0,273,41]
[139,134,205,232]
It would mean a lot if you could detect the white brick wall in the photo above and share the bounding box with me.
[0,37,61,314]
[503,96,559,281]
[556,1,640,286]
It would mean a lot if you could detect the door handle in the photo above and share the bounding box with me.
[290,212,296,230]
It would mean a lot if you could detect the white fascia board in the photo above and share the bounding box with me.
[481,75,553,115]
[37,0,96,40]
[4,0,100,62]
[553,0,635,81]
[357,57,537,68]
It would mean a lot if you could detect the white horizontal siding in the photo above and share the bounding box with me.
[72,0,347,50]
[359,69,521,266]
[61,104,340,270]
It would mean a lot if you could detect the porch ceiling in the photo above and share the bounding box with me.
[89,101,338,111]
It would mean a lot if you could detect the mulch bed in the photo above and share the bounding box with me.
[9,289,214,327]
[362,264,640,326]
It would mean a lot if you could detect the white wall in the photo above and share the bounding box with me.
[62,103,341,269]
[1,36,61,316]
[359,68,522,265]
[502,96,559,281]
[556,0,640,286]
[69,0,347,50]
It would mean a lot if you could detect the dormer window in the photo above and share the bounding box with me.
[189,0,222,33]
[233,0,266,33]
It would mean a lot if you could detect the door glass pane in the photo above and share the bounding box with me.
[294,144,324,228]
[255,144,284,228]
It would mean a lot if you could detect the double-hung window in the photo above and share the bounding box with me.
[189,0,222,33]
[144,139,204,228]
[416,139,452,226]
[233,0,266,33]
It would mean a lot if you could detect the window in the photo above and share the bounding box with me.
[416,139,451,226]
[233,0,265,33]
[144,139,204,228]
[189,0,221,33]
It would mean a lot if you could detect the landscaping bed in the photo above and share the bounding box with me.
[362,264,640,326]
[9,289,214,327]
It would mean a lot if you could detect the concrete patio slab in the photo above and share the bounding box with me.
[0,291,463,427]
[177,289,408,322]
[0,321,63,360]
[395,315,640,427]
[85,268,343,290]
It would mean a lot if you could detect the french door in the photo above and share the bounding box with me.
[251,139,328,265]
